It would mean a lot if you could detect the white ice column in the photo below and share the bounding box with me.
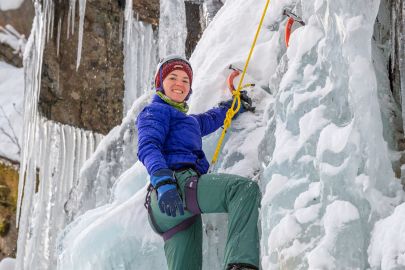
[64,94,151,220]
[16,118,103,270]
[158,0,187,58]
[400,2,405,138]
[16,3,46,269]
[123,11,158,114]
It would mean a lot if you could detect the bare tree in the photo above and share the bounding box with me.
[0,104,21,156]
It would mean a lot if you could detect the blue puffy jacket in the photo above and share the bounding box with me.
[137,94,228,175]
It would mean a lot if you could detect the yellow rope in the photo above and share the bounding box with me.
[210,0,271,166]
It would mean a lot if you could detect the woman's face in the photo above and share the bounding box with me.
[162,70,191,102]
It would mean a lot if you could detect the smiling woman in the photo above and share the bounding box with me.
[162,70,191,102]
[136,55,260,270]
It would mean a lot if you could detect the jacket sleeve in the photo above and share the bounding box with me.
[191,106,228,137]
[136,104,170,175]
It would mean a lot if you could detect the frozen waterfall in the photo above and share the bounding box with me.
[15,0,405,269]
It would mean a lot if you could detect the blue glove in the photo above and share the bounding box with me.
[219,91,255,118]
[151,169,184,217]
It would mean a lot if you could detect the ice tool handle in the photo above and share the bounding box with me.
[210,0,271,167]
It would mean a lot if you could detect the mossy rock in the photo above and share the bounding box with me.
[0,219,10,237]
[0,162,18,212]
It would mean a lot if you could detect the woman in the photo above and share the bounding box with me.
[137,55,261,270]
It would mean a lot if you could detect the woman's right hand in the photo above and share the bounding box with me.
[151,169,185,217]
[157,184,184,217]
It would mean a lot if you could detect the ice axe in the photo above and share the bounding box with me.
[283,10,305,47]
[227,65,255,93]
[226,65,255,112]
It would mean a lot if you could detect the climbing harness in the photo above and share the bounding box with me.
[210,0,271,168]
[283,10,305,47]
[144,170,202,241]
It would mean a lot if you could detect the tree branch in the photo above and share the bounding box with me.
[0,105,21,155]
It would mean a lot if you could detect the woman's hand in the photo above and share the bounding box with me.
[151,169,185,217]
[219,90,255,117]
[157,185,185,217]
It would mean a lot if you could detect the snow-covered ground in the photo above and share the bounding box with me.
[0,258,15,270]
[0,0,24,11]
[0,61,23,162]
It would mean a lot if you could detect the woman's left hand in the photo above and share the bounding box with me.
[219,90,255,117]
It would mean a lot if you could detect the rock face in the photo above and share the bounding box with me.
[39,0,160,135]
[0,0,34,36]
[389,0,404,109]
[0,160,18,260]
[185,2,202,58]
[0,43,23,68]
[39,0,125,135]
[133,0,159,26]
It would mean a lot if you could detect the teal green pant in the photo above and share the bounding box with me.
[148,169,261,270]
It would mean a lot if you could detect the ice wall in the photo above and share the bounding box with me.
[260,0,404,269]
[64,93,151,221]
[16,1,102,270]
[16,118,102,270]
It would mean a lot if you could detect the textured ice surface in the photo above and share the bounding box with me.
[64,93,151,221]
[260,0,404,269]
[158,0,187,57]
[0,258,15,270]
[16,118,102,270]
[58,160,166,270]
[369,202,405,269]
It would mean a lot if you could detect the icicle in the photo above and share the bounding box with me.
[76,0,87,70]
[57,18,61,56]
[17,0,45,229]
[122,0,158,113]
[50,1,54,39]
[71,0,76,36]
[67,3,71,39]
[124,0,133,45]
[17,118,103,269]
